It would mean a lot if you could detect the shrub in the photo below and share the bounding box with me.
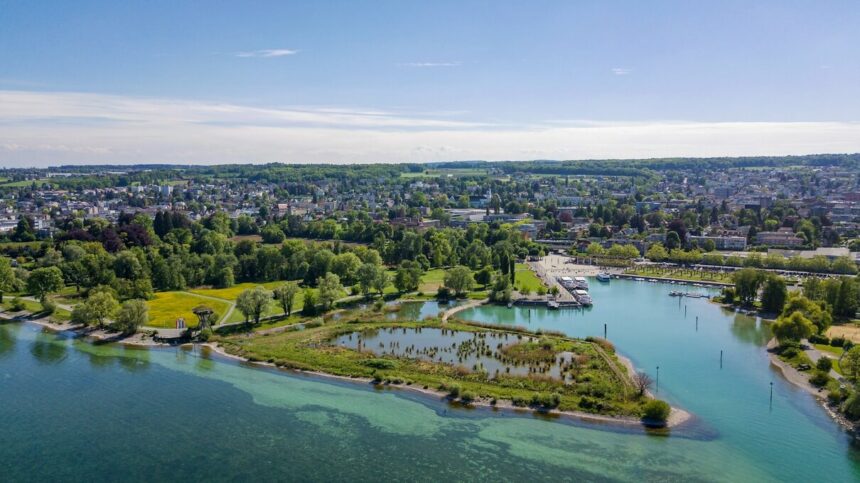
[642,399,671,423]
[830,337,846,348]
[809,370,830,387]
[198,328,213,341]
[816,357,833,372]
[40,297,57,314]
[809,334,829,345]
[780,347,799,358]
[511,396,528,407]
[364,358,397,369]
[447,383,461,398]
[459,391,476,403]
[9,297,26,311]
[585,336,615,352]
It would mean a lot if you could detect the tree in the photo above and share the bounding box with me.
[475,265,494,289]
[760,276,788,314]
[301,289,318,316]
[371,269,390,297]
[72,291,119,327]
[842,346,860,380]
[113,299,148,334]
[634,372,653,397]
[772,311,815,343]
[27,266,64,302]
[834,277,860,318]
[357,262,381,298]
[781,294,832,333]
[236,286,272,324]
[273,282,301,316]
[732,268,765,306]
[260,224,285,244]
[665,231,681,250]
[645,243,668,262]
[317,273,344,311]
[444,266,475,296]
[393,260,422,293]
[0,256,15,303]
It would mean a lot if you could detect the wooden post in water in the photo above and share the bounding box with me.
[720,350,723,369]
[770,381,773,409]
[656,365,660,393]
[696,316,698,331]
[604,323,607,339]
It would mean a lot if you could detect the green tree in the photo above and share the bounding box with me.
[273,282,301,316]
[475,265,494,289]
[317,273,344,311]
[772,311,815,343]
[645,243,668,262]
[444,266,475,296]
[113,299,148,334]
[301,289,318,316]
[393,260,423,293]
[781,294,832,333]
[732,268,765,306]
[371,269,390,297]
[841,345,860,380]
[27,266,65,302]
[72,291,119,327]
[760,276,788,314]
[356,262,381,298]
[0,256,15,303]
[236,286,272,324]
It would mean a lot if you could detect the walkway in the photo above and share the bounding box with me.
[441,298,487,323]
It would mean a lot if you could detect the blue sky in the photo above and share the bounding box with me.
[1,0,859,166]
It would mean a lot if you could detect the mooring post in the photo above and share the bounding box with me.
[656,365,660,393]
[769,381,774,409]
[604,323,607,339]
[720,350,723,368]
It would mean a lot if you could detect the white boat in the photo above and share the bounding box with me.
[574,276,589,290]
[596,272,611,282]
[574,289,592,306]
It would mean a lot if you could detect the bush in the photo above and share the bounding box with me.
[40,297,57,314]
[511,396,528,407]
[447,383,461,398]
[816,357,833,372]
[459,391,476,403]
[809,334,830,345]
[642,399,671,423]
[830,337,846,348]
[197,328,213,341]
[363,358,397,369]
[780,347,799,358]
[9,297,26,311]
[436,286,451,300]
[809,370,830,387]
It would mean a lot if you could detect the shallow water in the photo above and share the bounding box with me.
[333,327,575,379]
[1,279,859,481]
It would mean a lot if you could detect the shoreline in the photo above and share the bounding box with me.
[202,340,693,430]
[765,337,855,433]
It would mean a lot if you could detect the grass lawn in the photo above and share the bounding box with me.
[225,286,317,324]
[418,269,447,294]
[514,263,546,293]
[146,292,232,328]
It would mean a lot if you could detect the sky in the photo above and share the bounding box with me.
[1,0,859,167]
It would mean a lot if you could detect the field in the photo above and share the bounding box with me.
[826,324,860,344]
[146,292,232,328]
[514,263,546,293]
[189,281,288,301]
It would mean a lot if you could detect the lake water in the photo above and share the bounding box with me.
[1,279,859,481]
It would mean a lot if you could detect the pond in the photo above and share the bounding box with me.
[332,327,579,380]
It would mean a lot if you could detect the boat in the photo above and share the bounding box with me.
[634,277,645,282]
[547,300,560,310]
[574,289,592,306]
[596,272,611,282]
[574,276,589,290]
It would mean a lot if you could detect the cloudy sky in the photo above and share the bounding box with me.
[1,0,859,167]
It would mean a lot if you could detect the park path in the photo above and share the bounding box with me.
[20,295,76,313]
[441,298,487,323]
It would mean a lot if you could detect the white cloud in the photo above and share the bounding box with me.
[399,62,462,67]
[612,67,631,75]
[1,90,859,167]
[236,49,298,58]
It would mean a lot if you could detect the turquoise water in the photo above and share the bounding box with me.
[1,279,858,481]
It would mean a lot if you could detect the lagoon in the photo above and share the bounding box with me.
[1,279,859,481]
